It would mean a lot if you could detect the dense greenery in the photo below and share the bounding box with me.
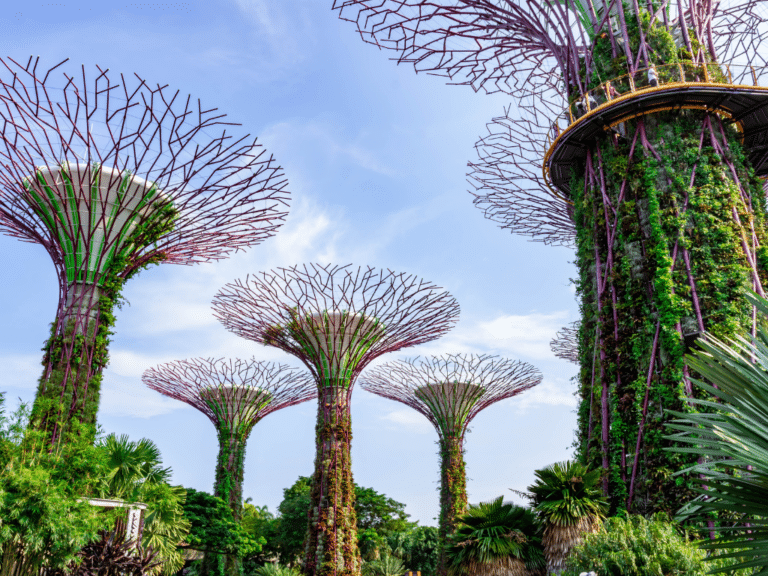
[528,461,607,574]
[241,477,435,576]
[444,496,544,576]
[665,291,768,574]
[0,396,115,576]
[97,433,190,574]
[572,7,768,513]
[562,513,753,576]
[180,488,264,576]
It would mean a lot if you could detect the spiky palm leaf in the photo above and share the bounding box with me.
[363,552,406,576]
[445,496,544,576]
[528,461,607,574]
[665,291,768,575]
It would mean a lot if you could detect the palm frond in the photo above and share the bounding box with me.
[664,291,768,574]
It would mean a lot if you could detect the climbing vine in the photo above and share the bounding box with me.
[30,193,177,443]
[436,435,467,576]
[570,4,768,515]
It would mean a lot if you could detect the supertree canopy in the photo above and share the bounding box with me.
[333,0,768,514]
[142,358,316,576]
[212,263,460,576]
[0,57,290,443]
[358,354,541,576]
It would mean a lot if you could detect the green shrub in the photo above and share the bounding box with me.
[563,514,705,576]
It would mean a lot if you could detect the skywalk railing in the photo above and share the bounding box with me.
[546,61,768,147]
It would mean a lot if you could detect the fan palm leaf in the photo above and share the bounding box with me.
[445,496,544,576]
[665,292,768,575]
[527,461,607,574]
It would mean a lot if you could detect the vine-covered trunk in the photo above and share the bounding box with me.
[303,385,360,576]
[29,281,109,443]
[437,434,467,576]
[573,110,768,514]
[205,424,251,576]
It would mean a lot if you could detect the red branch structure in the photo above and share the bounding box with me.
[333,0,768,517]
[0,57,290,442]
[358,354,541,576]
[550,322,580,364]
[212,263,460,576]
[143,358,315,576]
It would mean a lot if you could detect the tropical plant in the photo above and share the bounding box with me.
[0,398,114,576]
[97,433,190,574]
[393,526,439,576]
[444,496,544,576]
[362,551,406,576]
[47,518,160,576]
[251,562,301,576]
[527,461,607,574]
[181,488,263,576]
[664,291,768,574]
[562,514,711,576]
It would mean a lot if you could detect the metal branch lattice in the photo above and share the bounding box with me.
[213,264,459,576]
[212,263,461,386]
[142,358,316,431]
[142,357,315,572]
[333,0,768,244]
[359,353,541,438]
[550,322,579,364]
[0,56,290,275]
[0,56,291,440]
[359,354,540,576]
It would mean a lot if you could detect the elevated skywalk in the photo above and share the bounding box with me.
[544,62,768,197]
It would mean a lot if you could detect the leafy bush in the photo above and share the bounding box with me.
[0,396,114,576]
[563,514,706,576]
[251,562,301,576]
[444,496,544,576]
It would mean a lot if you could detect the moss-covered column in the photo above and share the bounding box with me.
[208,421,253,576]
[303,384,360,576]
[30,277,121,443]
[573,110,768,514]
[437,434,467,576]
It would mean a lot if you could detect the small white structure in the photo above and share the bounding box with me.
[86,498,147,545]
[200,385,272,426]
[414,382,484,430]
[296,311,384,375]
[23,162,169,285]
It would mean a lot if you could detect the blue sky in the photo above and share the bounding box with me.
[0,0,578,526]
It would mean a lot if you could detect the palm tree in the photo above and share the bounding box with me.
[363,551,406,576]
[97,433,190,574]
[444,496,544,576]
[665,291,768,573]
[527,461,607,575]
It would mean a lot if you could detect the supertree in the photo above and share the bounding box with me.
[358,353,541,576]
[332,0,768,514]
[212,263,460,576]
[551,322,580,365]
[0,57,290,443]
[142,358,316,576]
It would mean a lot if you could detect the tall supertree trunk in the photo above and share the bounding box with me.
[202,424,252,576]
[30,280,113,443]
[574,110,768,513]
[437,434,467,576]
[304,385,360,576]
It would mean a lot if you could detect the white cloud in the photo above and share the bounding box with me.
[100,378,190,419]
[380,409,434,435]
[478,312,570,359]
[0,354,41,392]
[260,119,395,177]
[407,310,572,361]
[507,377,577,414]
